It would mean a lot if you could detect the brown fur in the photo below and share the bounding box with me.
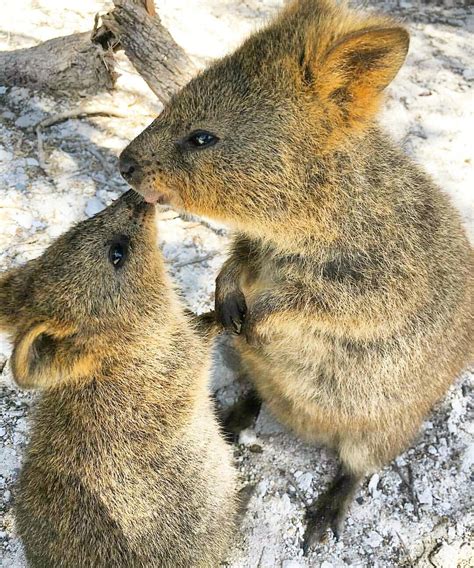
[120,0,474,543]
[0,191,236,567]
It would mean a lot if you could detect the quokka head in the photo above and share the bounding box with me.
[119,0,409,235]
[0,190,163,390]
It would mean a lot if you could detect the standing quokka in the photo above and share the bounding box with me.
[119,0,474,550]
[0,190,236,567]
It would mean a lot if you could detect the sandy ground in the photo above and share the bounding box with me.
[0,1,473,567]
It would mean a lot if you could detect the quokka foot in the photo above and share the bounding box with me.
[219,389,262,442]
[302,467,361,554]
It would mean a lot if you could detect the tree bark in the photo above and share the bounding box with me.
[102,0,197,102]
[0,32,116,95]
[0,0,196,100]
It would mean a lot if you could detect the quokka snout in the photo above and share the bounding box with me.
[0,190,237,568]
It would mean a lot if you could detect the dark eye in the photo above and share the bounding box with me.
[184,130,219,149]
[108,239,129,269]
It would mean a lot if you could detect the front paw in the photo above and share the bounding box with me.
[215,290,247,334]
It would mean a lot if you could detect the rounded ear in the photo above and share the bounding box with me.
[11,322,96,389]
[314,26,409,128]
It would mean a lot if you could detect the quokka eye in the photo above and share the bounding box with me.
[184,130,219,149]
[108,238,129,269]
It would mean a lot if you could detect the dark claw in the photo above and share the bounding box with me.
[216,291,247,334]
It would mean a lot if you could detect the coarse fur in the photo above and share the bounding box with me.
[0,190,236,567]
[120,0,474,546]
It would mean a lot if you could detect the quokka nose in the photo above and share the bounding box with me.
[119,152,139,183]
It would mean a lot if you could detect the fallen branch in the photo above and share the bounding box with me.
[173,253,220,269]
[36,106,128,129]
[100,0,197,102]
[0,32,116,95]
[0,0,194,100]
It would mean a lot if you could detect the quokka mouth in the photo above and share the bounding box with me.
[138,180,184,211]
[143,191,171,206]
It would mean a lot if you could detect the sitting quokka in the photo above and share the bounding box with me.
[0,190,236,567]
[119,0,473,550]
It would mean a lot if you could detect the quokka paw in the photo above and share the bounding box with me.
[216,290,247,334]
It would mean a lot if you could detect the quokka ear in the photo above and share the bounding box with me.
[11,322,97,390]
[314,26,409,128]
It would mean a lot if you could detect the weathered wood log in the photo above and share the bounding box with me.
[102,0,197,102]
[0,0,195,100]
[0,32,116,95]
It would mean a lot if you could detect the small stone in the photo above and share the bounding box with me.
[297,472,313,492]
[279,493,292,514]
[459,543,474,564]
[238,428,257,446]
[1,110,15,120]
[0,427,6,437]
[3,489,11,502]
[0,86,7,94]
[0,148,13,162]
[255,479,269,497]
[321,562,333,568]
[447,19,461,27]
[26,157,39,167]
[395,456,406,467]
[430,542,460,568]
[85,197,104,218]
[368,473,380,497]
[14,211,33,230]
[31,219,45,230]
[15,112,41,128]
[365,530,383,548]
[418,487,433,506]
[461,443,474,472]
[282,560,304,568]
[12,432,25,446]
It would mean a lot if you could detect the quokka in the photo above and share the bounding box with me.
[119,0,473,549]
[0,190,236,567]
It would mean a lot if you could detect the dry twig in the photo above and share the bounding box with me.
[392,462,420,519]
[35,106,127,170]
[173,252,220,269]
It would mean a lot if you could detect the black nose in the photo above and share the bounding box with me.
[119,152,139,182]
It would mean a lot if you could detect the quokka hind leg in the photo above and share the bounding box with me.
[302,465,362,554]
[218,389,262,442]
